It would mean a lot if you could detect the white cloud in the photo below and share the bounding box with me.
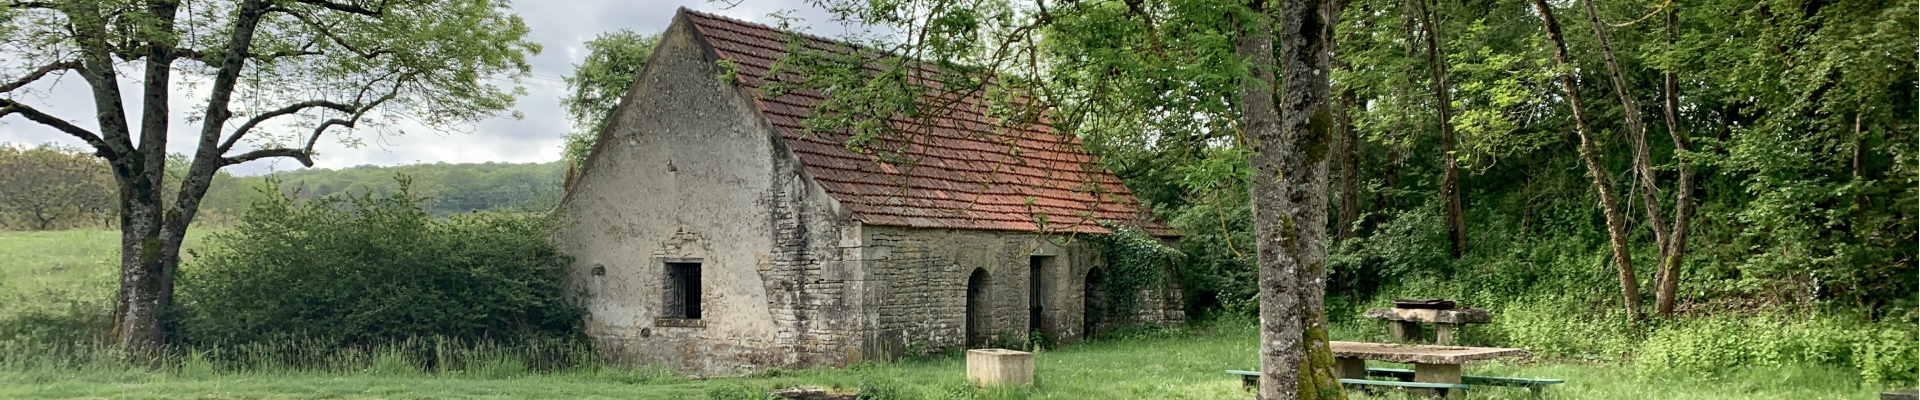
[0,0,851,175]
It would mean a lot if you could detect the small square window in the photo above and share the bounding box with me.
[663,261,702,319]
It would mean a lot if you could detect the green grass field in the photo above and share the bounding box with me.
[0,230,1901,399]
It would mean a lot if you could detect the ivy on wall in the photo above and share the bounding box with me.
[1085,222,1184,324]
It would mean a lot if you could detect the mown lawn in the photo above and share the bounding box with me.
[0,323,1892,399]
[0,230,1900,399]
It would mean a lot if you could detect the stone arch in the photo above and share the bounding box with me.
[1083,266,1108,339]
[965,267,991,348]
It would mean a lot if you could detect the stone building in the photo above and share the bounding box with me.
[554,8,1182,376]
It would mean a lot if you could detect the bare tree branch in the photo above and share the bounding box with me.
[290,0,388,16]
[221,93,395,167]
[222,147,315,167]
[0,100,116,159]
[266,7,395,59]
[218,100,357,152]
[147,44,324,65]
[0,61,78,93]
[2,1,57,9]
[256,49,326,60]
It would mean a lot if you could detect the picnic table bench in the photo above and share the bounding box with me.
[1226,370,1470,392]
[1363,307,1491,345]
[1225,341,1560,397]
[1365,367,1565,395]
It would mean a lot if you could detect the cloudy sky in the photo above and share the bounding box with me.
[0,0,858,175]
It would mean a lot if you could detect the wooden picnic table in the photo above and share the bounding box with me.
[1362,307,1491,344]
[1330,341,1524,395]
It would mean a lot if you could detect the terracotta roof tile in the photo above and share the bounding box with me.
[682,9,1174,236]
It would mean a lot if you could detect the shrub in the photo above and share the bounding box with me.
[1489,298,1636,360]
[176,178,583,346]
[1633,314,1918,385]
[856,377,917,400]
[704,383,770,400]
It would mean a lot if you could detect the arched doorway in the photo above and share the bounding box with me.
[966,268,991,348]
[1083,267,1107,339]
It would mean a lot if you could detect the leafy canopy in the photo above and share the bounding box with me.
[561,29,658,169]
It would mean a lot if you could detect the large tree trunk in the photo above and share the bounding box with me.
[1240,5,1298,399]
[1580,0,1669,272]
[63,0,172,355]
[1250,0,1348,398]
[1653,6,1694,317]
[1414,0,1467,259]
[1531,0,1642,321]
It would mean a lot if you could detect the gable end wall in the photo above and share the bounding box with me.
[555,13,864,376]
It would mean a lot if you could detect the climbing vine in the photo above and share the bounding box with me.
[1085,222,1184,326]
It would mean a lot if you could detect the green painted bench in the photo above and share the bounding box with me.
[1226,370,1470,393]
[1366,367,1564,395]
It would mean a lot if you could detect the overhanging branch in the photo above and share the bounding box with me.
[222,147,315,167]
[290,0,388,16]
[0,61,78,93]
[0,99,117,159]
[218,100,356,152]
[220,93,395,168]
[3,1,56,9]
[267,7,395,59]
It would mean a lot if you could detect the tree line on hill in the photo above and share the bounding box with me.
[0,143,563,230]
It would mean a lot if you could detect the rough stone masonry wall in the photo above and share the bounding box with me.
[856,226,1183,357]
[757,166,865,368]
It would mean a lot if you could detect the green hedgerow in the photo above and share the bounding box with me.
[175,177,584,347]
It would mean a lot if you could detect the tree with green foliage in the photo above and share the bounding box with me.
[0,144,114,230]
[0,0,538,355]
[561,29,658,171]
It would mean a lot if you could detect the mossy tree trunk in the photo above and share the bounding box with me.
[1654,6,1696,318]
[1249,0,1350,397]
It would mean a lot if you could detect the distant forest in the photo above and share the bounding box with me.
[264,160,565,216]
[0,143,563,229]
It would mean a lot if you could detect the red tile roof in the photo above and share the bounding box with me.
[681,9,1174,236]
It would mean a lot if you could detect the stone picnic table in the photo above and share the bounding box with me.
[1363,307,1491,345]
[1331,341,1525,394]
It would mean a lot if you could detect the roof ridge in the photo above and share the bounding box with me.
[678,7,874,55]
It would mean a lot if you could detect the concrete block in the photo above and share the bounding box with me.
[1388,321,1423,342]
[1335,357,1367,379]
[1415,363,1463,398]
[1413,363,1462,383]
[966,349,1034,387]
